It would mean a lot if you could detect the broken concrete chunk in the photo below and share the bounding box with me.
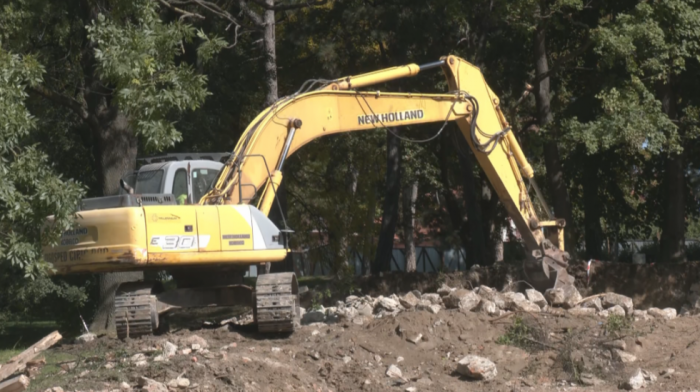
[544,286,582,309]
[477,286,507,309]
[386,364,403,378]
[622,368,656,390]
[163,341,177,358]
[608,305,626,317]
[602,339,626,350]
[612,349,637,363]
[356,303,373,317]
[478,299,499,316]
[427,304,441,314]
[182,334,209,349]
[399,292,420,309]
[74,333,96,344]
[525,289,547,308]
[437,283,456,297]
[580,297,604,312]
[138,377,168,392]
[443,289,481,311]
[579,373,605,386]
[647,307,677,320]
[421,293,442,305]
[377,297,400,312]
[406,333,423,344]
[302,309,326,324]
[602,293,634,315]
[456,355,497,381]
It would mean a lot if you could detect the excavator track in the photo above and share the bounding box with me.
[254,272,300,333]
[115,282,159,340]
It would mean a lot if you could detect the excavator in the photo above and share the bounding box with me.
[42,55,573,339]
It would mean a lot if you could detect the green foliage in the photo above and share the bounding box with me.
[605,314,631,337]
[0,49,85,275]
[496,316,534,348]
[310,288,331,311]
[87,0,223,152]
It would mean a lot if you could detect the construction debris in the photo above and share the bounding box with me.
[0,375,30,392]
[0,331,62,383]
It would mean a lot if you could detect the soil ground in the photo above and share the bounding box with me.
[9,261,700,392]
[21,306,700,392]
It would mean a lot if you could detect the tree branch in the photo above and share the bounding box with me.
[250,0,327,11]
[236,0,264,26]
[155,0,206,20]
[530,38,593,86]
[29,85,89,120]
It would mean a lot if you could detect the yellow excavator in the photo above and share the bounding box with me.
[43,55,573,338]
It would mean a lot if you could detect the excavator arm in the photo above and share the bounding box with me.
[202,55,572,291]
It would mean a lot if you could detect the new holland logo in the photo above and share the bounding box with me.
[357,109,424,125]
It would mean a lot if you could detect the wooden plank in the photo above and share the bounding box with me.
[0,375,29,392]
[0,331,62,382]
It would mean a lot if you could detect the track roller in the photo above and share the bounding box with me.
[115,281,160,340]
[253,272,300,333]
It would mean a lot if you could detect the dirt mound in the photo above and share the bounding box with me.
[21,273,700,392]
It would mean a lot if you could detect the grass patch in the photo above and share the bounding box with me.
[495,315,549,352]
[496,316,532,347]
[605,314,631,337]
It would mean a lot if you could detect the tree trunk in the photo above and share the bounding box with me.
[82,14,143,334]
[583,154,604,259]
[262,2,278,107]
[373,130,402,274]
[402,180,418,272]
[658,77,685,262]
[533,20,574,249]
[87,111,142,335]
[457,139,487,267]
[437,131,470,254]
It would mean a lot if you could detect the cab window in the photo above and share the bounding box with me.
[172,169,188,203]
[192,168,219,203]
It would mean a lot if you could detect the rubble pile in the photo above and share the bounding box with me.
[302,282,686,326]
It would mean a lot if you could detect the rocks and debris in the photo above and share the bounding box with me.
[181,335,209,349]
[386,364,403,379]
[0,375,30,392]
[74,333,96,344]
[622,368,656,390]
[525,289,547,308]
[660,368,675,378]
[0,331,62,383]
[579,373,605,386]
[443,289,480,311]
[138,376,168,392]
[602,293,634,315]
[456,355,497,381]
[163,341,178,358]
[612,349,637,363]
[544,286,582,309]
[648,307,677,320]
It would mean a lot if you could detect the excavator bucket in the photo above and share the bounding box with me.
[523,240,575,293]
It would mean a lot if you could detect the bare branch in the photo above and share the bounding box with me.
[29,85,89,120]
[236,0,264,26]
[156,0,206,20]
[250,0,327,11]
